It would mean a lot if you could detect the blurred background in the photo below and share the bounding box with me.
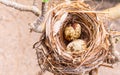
[0,0,120,75]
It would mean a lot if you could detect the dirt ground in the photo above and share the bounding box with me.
[0,0,120,75]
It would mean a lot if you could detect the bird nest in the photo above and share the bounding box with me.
[34,1,111,75]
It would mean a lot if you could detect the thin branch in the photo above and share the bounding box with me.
[103,3,120,20]
[29,2,47,33]
[0,0,41,16]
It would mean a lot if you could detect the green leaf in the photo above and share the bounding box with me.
[42,0,49,2]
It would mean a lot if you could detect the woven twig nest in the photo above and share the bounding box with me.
[35,1,111,75]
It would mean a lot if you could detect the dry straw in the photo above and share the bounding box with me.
[34,1,114,75]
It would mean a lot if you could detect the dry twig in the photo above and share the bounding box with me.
[103,3,120,20]
[0,0,41,15]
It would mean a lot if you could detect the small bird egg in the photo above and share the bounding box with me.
[66,39,87,52]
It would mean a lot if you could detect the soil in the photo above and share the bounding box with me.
[0,0,120,75]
